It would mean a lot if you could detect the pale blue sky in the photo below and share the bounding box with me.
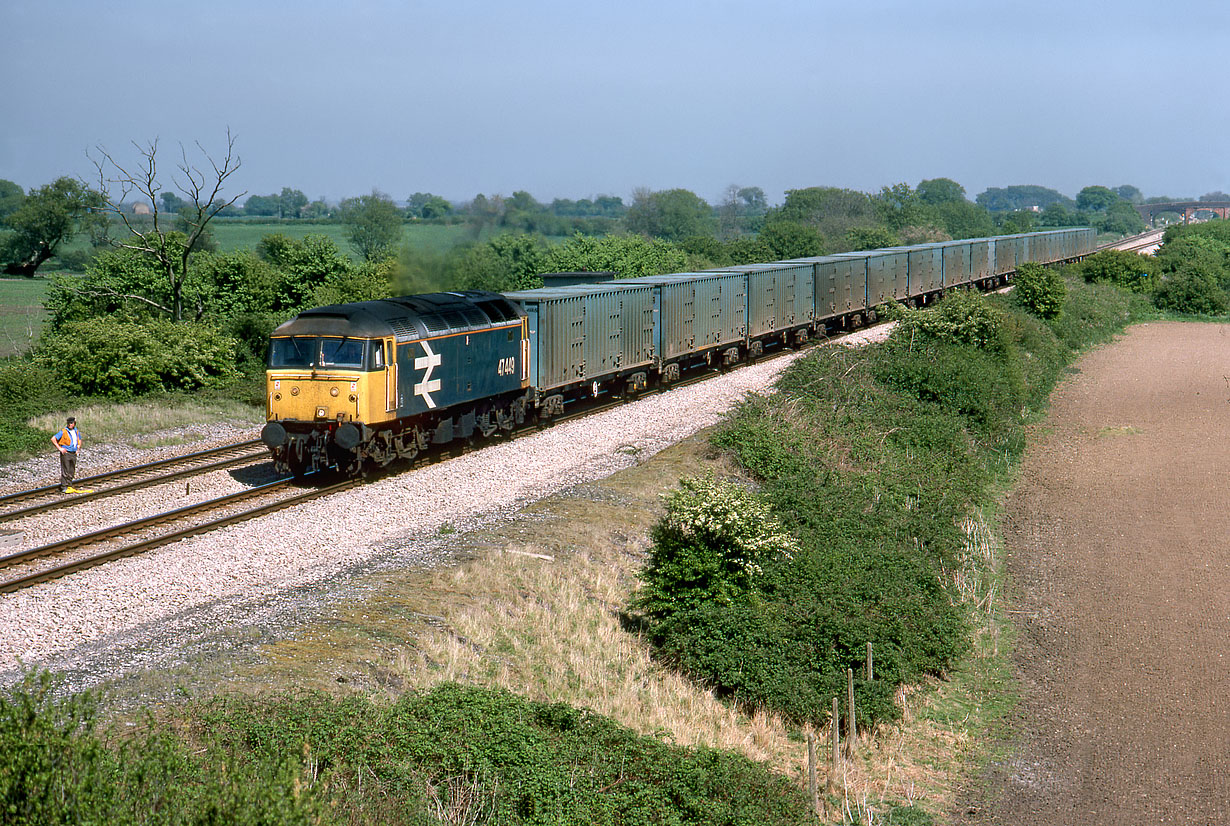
[2,0,1226,206]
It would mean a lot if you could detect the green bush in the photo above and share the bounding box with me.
[35,318,239,398]
[1072,249,1159,293]
[1153,266,1230,315]
[0,671,321,825]
[1013,261,1066,319]
[0,673,812,825]
[886,288,1008,350]
[0,358,71,457]
[635,474,798,621]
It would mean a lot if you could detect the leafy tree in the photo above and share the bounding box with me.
[1038,201,1085,228]
[257,233,357,311]
[0,177,99,276]
[1200,191,1230,202]
[406,191,451,219]
[737,186,767,213]
[997,211,1036,234]
[637,475,798,620]
[1096,201,1145,235]
[339,191,402,261]
[1075,185,1119,212]
[716,184,768,238]
[917,177,966,205]
[504,190,542,214]
[0,179,24,221]
[550,195,626,218]
[301,199,331,219]
[35,317,239,397]
[844,226,899,251]
[1153,265,1228,315]
[976,185,1070,212]
[758,220,823,258]
[544,234,688,278]
[87,131,244,321]
[876,183,937,232]
[1114,185,1144,204]
[242,193,280,216]
[933,199,996,238]
[898,224,952,245]
[464,192,505,230]
[625,188,716,241]
[159,191,187,214]
[768,186,880,249]
[455,233,548,292]
[278,187,307,219]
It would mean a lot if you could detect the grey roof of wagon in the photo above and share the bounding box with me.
[272,291,523,342]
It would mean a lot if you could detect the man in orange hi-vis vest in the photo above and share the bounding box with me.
[51,416,82,493]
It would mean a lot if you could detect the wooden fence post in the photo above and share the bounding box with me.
[866,641,874,682]
[845,667,856,758]
[806,731,820,816]
[828,696,839,796]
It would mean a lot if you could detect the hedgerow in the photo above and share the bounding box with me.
[1,672,812,826]
[637,281,1146,730]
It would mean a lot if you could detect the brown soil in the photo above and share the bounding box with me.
[960,321,1230,824]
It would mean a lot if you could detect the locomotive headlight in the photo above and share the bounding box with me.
[330,387,339,397]
[273,393,282,401]
[290,386,300,396]
[348,394,357,402]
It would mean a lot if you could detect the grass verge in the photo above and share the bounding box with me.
[27,397,262,447]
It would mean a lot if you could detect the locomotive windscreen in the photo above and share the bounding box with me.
[269,336,372,370]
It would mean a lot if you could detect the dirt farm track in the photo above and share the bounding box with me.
[961,322,1230,824]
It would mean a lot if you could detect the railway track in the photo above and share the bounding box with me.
[0,476,358,593]
[1101,229,1165,255]
[0,439,269,523]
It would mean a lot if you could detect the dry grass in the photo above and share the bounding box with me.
[374,438,1013,823]
[28,399,261,445]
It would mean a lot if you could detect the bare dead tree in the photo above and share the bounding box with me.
[85,130,246,322]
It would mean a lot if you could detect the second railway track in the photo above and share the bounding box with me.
[0,438,270,523]
[0,476,358,593]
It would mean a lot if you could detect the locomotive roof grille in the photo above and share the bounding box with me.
[272,290,524,341]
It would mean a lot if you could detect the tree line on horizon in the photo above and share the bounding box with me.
[7,150,1227,283]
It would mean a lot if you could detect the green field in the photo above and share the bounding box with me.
[52,220,485,267]
[0,277,49,357]
[209,220,480,257]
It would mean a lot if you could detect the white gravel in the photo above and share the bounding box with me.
[0,327,892,690]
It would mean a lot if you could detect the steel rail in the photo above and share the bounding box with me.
[0,438,265,508]
[0,447,272,524]
[0,478,358,593]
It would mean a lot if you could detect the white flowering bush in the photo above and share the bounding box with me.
[636,475,798,621]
